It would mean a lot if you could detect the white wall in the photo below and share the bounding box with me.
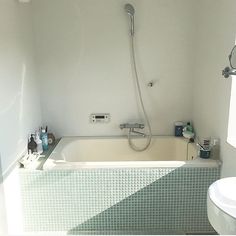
[193,0,236,177]
[0,0,41,173]
[33,0,197,137]
[0,154,7,235]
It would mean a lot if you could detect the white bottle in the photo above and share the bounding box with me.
[35,131,43,154]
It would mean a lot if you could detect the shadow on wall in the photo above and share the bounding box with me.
[67,167,218,235]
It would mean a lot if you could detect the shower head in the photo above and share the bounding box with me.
[124,4,135,36]
[124,3,135,16]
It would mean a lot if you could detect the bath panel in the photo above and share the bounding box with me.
[19,166,220,234]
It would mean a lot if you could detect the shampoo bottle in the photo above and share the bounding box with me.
[41,129,48,151]
[186,122,193,132]
[28,134,37,154]
[35,131,43,154]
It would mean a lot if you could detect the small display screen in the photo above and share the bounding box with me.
[95,116,105,119]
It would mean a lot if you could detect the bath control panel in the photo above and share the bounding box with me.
[90,113,110,123]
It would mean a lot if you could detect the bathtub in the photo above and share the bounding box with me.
[43,136,218,170]
[20,136,221,234]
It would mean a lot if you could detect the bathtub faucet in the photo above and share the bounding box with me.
[130,128,146,137]
[120,123,145,130]
[120,123,146,137]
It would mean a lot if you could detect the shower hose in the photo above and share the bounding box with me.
[128,35,152,151]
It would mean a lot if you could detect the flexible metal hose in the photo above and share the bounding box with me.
[128,35,152,151]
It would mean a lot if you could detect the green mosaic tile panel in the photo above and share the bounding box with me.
[19,167,220,234]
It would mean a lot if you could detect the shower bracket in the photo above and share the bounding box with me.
[222,67,236,78]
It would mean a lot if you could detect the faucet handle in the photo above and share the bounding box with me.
[120,124,126,130]
[139,124,145,129]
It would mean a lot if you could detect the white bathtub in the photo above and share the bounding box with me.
[43,136,219,169]
[24,136,221,233]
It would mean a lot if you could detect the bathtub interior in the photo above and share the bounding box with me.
[50,137,197,163]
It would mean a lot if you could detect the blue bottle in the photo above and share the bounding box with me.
[175,122,183,137]
[41,129,48,151]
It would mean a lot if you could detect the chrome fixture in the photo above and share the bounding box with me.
[130,129,146,137]
[123,3,152,151]
[120,123,146,137]
[120,123,144,130]
[147,81,154,87]
[124,4,135,36]
[222,45,236,78]
[124,3,135,16]
[222,67,236,78]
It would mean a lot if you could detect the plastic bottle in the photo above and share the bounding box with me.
[35,131,43,154]
[174,121,184,136]
[28,134,37,154]
[182,122,194,139]
[186,122,193,132]
[41,129,48,151]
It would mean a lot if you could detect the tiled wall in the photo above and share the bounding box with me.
[19,166,220,234]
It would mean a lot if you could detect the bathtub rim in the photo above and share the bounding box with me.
[43,136,221,170]
[51,135,189,154]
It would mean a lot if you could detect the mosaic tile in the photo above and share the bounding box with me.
[19,167,220,234]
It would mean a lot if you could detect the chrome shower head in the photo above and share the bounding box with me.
[124,4,135,36]
[124,3,135,16]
